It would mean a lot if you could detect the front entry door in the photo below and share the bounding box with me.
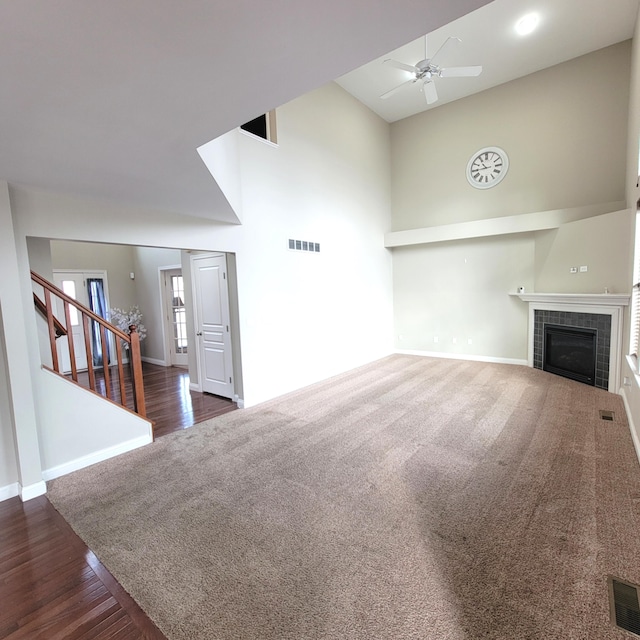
[53,271,89,372]
[192,254,233,399]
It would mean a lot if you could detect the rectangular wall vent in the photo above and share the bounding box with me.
[288,239,320,253]
[600,410,615,421]
[609,576,640,636]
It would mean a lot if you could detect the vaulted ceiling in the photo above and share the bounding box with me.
[337,0,639,123]
[1,1,638,223]
[0,0,490,222]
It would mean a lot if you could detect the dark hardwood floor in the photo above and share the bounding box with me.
[141,363,237,438]
[1,363,237,638]
[0,496,167,639]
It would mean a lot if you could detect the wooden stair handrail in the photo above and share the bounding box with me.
[30,270,147,421]
[33,292,67,338]
[31,270,131,342]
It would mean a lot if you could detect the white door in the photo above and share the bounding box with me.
[53,271,89,372]
[163,269,188,367]
[192,254,233,398]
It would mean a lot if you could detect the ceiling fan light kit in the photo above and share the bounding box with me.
[380,36,482,106]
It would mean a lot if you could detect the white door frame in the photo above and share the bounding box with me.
[158,264,184,367]
[190,252,234,398]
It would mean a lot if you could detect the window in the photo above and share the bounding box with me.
[240,110,277,144]
[61,280,79,326]
[170,275,188,355]
[630,202,640,362]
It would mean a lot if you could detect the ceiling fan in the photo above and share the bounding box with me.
[380,36,482,105]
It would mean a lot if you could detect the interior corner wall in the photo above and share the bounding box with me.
[0,308,19,492]
[534,209,631,294]
[50,240,138,312]
[26,237,55,369]
[181,250,198,387]
[390,41,630,231]
[393,234,534,361]
[27,236,53,280]
[233,82,394,404]
[132,246,182,363]
[1,181,45,493]
[621,6,640,459]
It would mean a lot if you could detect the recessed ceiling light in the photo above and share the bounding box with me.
[515,13,539,36]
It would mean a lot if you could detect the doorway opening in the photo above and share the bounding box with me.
[162,268,188,367]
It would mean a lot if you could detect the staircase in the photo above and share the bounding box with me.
[31,270,147,420]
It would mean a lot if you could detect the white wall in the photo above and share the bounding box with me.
[534,209,632,294]
[0,310,19,497]
[0,182,45,499]
[36,369,152,478]
[390,43,632,362]
[391,42,630,230]
[621,7,640,459]
[394,234,533,361]
[50,240,137,311]
[132,246,182,363]
[231,82,394,403]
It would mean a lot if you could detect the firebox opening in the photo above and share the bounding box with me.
[543,324,597,386]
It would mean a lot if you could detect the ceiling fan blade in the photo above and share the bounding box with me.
[429,36,461,66]
[423,80,438,104]
[379,79,415,100]
[440,65,483,78]
[384,58,418,74]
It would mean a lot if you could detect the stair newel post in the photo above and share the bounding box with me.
[129,324,147,418]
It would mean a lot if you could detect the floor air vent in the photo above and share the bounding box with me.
[609,576,640,636]
[600,410,615,421]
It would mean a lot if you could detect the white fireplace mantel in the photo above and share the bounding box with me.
[514,292,631,393]
[515,292,630,307]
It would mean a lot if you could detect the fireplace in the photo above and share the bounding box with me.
[516,292,630,393]
[543,324,597,386]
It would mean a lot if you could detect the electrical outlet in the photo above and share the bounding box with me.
[452,337,457,344]
[468,338,473,345]
[570,267,578,274]
[433,336,439,343]
[580,265,588,273]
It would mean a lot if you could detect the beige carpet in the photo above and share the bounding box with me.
[48,355,640,639]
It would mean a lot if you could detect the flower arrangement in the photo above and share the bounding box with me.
[109,305,147,348]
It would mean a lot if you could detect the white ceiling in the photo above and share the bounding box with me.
[0,0,491,222]
[336,0,640,123]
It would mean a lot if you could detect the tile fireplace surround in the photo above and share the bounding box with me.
[516,293,630,393]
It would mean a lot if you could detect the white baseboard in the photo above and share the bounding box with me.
[141,356,168,367]
[20,480,47,501]
[189,382,202,392]
[395,349,528,367]
[620,386,640,468]
[234,396,245,409]
[0,482,19,502]
[42,434,153,482]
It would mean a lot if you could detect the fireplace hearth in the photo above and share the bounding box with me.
[543,324,597,386]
